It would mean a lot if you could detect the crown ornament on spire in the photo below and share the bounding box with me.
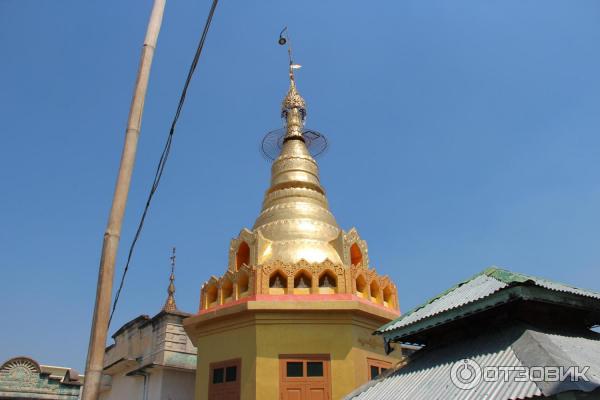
[282,82,306,113]
[260,32,328,161]
[162,247,178,312]
[278,27,307,140]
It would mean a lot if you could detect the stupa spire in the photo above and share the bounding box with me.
[280,28,306,141]
[162,247,177,312]
[251,33,342,265]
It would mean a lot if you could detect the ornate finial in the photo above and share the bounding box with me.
[278,28,306,139]
[282,82,306,113]
[162,247,177,312]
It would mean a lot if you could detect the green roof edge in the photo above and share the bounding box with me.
[377,266,600,335]
[377,266,504,333]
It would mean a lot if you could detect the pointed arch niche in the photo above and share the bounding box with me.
[383,285,394,308]
[236,241,250,271]
[350,243,363,266]
[356,274,368,298]
[237,270,250,298]
[205,281,218,309]
[370,280,382,304]
[293,270,312,295]
[318,270,337,294]
[228,229,256,272]
[344,229,370,267]
[269,270,288,295]
[221,277,233,304]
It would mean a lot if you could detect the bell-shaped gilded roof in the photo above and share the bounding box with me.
[252,79,342,265]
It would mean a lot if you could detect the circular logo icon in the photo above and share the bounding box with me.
[450,358,482,390]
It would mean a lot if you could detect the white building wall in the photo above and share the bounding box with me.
[100,374,144,400]
[147,369,164,400]
[160,369,195,400]
[101,311,197,400]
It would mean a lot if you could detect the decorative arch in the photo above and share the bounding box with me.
[355,274,368,298]
[0,357,41,375]
[236,269,250,298]
[269,270,287,294]
[293,270,312,294]
[318,269,337,294]
[228,229,255,272]
[235,241,250,271]
[204,277,219,309]
[370,279,382,304]
[221,276,234,303]
[350,243,363,266]
[344,228,370,267]
[383,285,394,308]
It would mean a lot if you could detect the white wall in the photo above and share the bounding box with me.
[159,369,195,400]
[100,373,144,400]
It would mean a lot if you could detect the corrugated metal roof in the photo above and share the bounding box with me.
[383,274,507,331]
[346,325,600,400]
[347,324,543,400]
[379,267,600,334]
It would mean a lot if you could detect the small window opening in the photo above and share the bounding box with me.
[225,366,237,382]
[368,359,392,380]
[307,362,324,377]
[286,362,303,377]
[370,365,380,379]
[212,368,224,384]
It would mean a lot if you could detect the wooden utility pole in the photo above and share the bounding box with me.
[81,1,166,399]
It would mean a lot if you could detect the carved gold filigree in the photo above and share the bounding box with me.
[281,82,306,111]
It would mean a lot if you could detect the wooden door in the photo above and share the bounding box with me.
[279,355,331,400]
[208,358,241,400]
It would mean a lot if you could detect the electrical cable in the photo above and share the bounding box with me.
[108,0,220,328]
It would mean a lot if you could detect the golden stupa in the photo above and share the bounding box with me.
[184,58,402,400]
[253,76,342,266]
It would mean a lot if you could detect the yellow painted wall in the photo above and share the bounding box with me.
[254,321,399,399]
[188,304,401,400]
[194,324,257,400]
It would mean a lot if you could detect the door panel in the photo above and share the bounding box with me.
[284,387,304,400]
[307,387,326,400]
[279,355,331,400]
[209,359,241,400]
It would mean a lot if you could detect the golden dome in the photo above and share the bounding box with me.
[252,80,342,265]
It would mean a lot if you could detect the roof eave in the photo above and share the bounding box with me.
[380,285,600,344]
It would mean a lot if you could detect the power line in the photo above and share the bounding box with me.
[108,0,220,328]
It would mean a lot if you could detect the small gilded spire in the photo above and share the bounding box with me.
[279,27,306,140]
[251,30,342,266]
[162,247,177,312]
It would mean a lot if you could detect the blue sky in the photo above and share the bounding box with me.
[1,0,599,371]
